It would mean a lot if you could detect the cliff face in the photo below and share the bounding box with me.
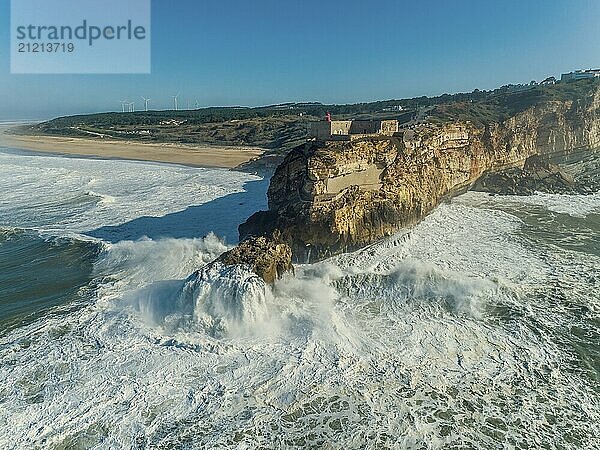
[241,84,600,262]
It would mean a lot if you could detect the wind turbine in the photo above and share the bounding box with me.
[172,94,179,111]
[141,96,151,111]
[194,99,200,109]
[120,100,127,113]
[128,102,135,113]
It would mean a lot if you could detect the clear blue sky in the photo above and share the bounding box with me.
[1,0,599,120]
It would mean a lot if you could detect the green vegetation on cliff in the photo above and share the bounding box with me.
[429,79,600,125]
[20,79,600,152]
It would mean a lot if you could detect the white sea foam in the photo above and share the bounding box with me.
[0,148,266,243]
[517,191,600,217]
[0,150,599,448]
[458,190,600,218]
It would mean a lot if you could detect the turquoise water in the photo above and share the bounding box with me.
[0,228,99,334]
[0,147,599,448]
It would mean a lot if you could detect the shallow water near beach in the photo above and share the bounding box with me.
[0,147,599,448]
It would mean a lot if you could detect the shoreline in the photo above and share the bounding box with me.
[0,124,264,169]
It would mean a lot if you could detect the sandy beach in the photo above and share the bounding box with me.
[0,124,264,169]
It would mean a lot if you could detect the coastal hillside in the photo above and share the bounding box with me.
[19,80,598,153]
[240,79,600,262]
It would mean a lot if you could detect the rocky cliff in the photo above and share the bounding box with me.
[240,82,600,262]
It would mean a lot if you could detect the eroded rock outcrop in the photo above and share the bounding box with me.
[216,235,293,284]
[471,154,590,195]
[241,84,600,262]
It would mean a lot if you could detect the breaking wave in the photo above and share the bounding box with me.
[0,149,599,448]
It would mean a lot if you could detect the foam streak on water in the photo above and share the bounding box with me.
[0,149,599,448]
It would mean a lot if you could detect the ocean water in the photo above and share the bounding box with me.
[0,147,599,449]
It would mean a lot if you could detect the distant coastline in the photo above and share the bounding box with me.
[0,123,264,169]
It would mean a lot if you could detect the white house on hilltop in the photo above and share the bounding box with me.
[561,69,600,82]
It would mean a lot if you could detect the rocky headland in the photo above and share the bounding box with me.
[239,81,600,264]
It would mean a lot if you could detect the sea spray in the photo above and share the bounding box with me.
[1,151,599,448]
[182,262,271,336]
[94,233,230,291]
[332,259,497,319]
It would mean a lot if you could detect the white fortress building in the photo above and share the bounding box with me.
[309,113,400,140]
[561,69,600,82]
